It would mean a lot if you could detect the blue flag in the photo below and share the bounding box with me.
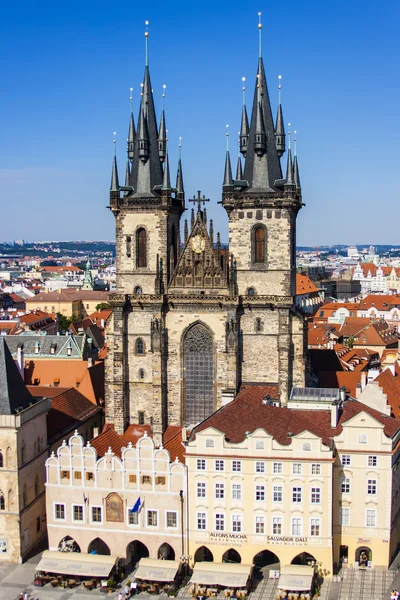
[130,497,141,513]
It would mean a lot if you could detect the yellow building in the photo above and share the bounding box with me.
[26,289,109,319]
[186,386,400,573]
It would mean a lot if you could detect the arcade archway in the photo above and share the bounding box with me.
[222,548,241,563]
[126,540,149,566]
[158,543,175,560]
[253,549,280,569]
[87,538,111,556]
[194,546,214,562]
[355,546,372,567]
[291,552,317,566]
[58,536,81,553]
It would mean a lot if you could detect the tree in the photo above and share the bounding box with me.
[95,302,111,311]
[57,313,73,332]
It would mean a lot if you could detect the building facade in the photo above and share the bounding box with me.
[105,25,306,441]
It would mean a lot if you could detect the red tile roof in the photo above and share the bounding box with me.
[358,295,400,311]
[91,426,126,458]
[123,424,152,445]
[47,387,101,441]
[375,369,400,419]
[191,385,400,445]
[296,274,318,295]
[163,426,186,464]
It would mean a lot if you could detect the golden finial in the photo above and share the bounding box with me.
[258,12,262,58]
[113,131,117,155]
[242,76,246,105]
[162,84,166,109]
[140,82,144,97]
[179,136,182,160]
[278,75,282,104]
[129,87,133,112]
[288,123,291,150]
[226,124,229,151]
[144,20,149,66]
[294,130,297,155]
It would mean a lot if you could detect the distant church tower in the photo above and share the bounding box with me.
[105,19,306,442]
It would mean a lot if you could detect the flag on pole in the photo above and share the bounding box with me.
[83,493,88,504]
[130,497,141,513]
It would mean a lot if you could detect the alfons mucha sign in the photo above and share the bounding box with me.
[195,532,308,547]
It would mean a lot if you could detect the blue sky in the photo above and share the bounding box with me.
[0,0,399,245]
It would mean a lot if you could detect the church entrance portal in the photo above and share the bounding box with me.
[183,323,214,426]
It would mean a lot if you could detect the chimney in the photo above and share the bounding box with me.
[16,345,24,378]
[330,402,339,427]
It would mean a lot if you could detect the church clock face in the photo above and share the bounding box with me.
[191,234,206,254]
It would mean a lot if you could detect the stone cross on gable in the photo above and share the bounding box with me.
[189,190,210,213]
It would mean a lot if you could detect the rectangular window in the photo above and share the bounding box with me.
[197,482,206,498]
[255,516,265,534]
[91,506,102,523]
[341,478,351,494]
[129,474,137,483]
[141,475,151,484]
[273,485,283,502]
[273,517,282,535]
[215,483,225,499]
[232,484,242,501]
[156,476,166,485]
[273,462,283,474]
[215,460,224,471]
[310,518,320,536]
[215,513,225,531]
[368,456,377,467]
[232,460,242,472]
[74,471,82,480]
[147,510,158,527]
[311,487,321,504]
[366,509,376,527]
[367,479,377,495]
[340,507,350,526]
[342,455,351,465]
[73,505,83,522]
[232,514,242,532]
[291,517,302,536]
[55,504,65,520]
[86,472,94,481]
[255,485,265,501]
[138,411,145,425]
[129,511,139,525]
[196,459,206,470]
[255,461,265,473]
[61,470,70,480]
[311,463,321,475]
[292,487,302,503]
[197,512,206,530]
[166,511,177,528]
[292,463,302,475]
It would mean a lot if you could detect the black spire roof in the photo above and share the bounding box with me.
[223,150,233,187]
[0,339,34,415]
[110,154,119,191]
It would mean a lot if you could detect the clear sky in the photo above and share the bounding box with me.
[0,0,399,246]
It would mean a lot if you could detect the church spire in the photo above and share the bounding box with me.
[240,78,249,156]
[161,146,171,190]
[124,159,131,189]
[127,88,136,161]
[236,155,243,180]
[176,137,184,198]
[158,85,167,163]
[293,132,301,191]
[284,127,295,188]
[275,75,286,158]
[223,125,233,187]
[110,134,119,192]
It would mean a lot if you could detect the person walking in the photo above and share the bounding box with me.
[24,593,29,600]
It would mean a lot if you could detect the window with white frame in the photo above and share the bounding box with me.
[342,455,351,465]
[232,514,242,532]
[129,510,139,525]
[310,518,320,536]
[291,517,302,536]
[215,513,224,531]
[255,461,265,473]
[255,516,265,534]
[147,510,158,527]
[232,483,242,501]
[215,460,224,471]
[232,460,242,472]
[255,485,265,501]
[197,482,206,498]
[55,503,65,520]
[273,485,283,502]
[215,483,225,499]
[91,506,102,523]
[292,463,302,475]
[359,434,368,444]
[367,479,377,495]
[292,487,302,503]
[366,509,376,527]
[341,477,351,494]
[368,456,377,467]
[311,463,321,475]
[273,516,282,535]
[196,459,206,470]
[340,507,350,526]
[273,462,283,474]
[166,511,177,528]
[197,512,206,530]
[72,505,83,522]
[311,487,321,504]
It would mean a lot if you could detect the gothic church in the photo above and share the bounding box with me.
[105,23,306,443]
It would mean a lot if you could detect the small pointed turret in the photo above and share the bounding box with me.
[285,148,294,188]
[240,78,249,156]
[124,159,131,192]
[223,151,233,186]
[275,77,286,158]
[110,137,119,191]
[158,88,167,163]
[209,219,214,247]
[184,219,188,244]
[161,149,171,190]
[293,134,301,191]
[137,104,149,164]
[176,138,184,198]
[236,156,243,180]
[127,90,136,161]
[254,96,266,157]
[191,208,195,228]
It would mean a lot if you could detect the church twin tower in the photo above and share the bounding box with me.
[105,20,306,442]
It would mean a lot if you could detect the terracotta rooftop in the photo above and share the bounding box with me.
[123,424,152,445]
[190,385,400,445]
[358,295,400,311]
[26,289,110,303]
[163,426,186,464]
[375,368,400,419]
[296,273,319,295]
[47,387,101,441]
[90,425,127,458]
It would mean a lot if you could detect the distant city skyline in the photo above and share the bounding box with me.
[0,0,399,244]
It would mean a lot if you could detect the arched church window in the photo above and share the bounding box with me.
[0,494,4,511]
[183,323,214,426]
[0,452,3,468]
[136,338,145,355]
[253,225,266,264]
[136,228,147,268]
[134,286,142,296]
[247,287,256,296]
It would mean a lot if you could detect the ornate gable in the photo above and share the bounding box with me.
[168,208,230,293]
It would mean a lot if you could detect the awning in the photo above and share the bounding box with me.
[190,562,252,588]
[36,551,118,578]
[277,565,314,592]
[134,558,181,582]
